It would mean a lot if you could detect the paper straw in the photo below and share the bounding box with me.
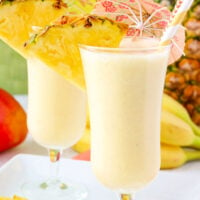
[160,0,194,46]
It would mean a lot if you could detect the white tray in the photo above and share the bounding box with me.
[0,154,200,200]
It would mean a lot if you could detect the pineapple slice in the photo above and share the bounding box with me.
[13,196,27,200]
[0,0,68,57]
[0,196,27,200]
[25,15,128,88]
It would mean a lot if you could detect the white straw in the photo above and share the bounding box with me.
[160,0,194,45]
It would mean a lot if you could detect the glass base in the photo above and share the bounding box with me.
[21,179,88,200]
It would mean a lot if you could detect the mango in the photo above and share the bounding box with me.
[0,88,27,152]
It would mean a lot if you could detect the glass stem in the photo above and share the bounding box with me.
[120,194,134,200]
[48,149,62,181]
[40,149,63,189]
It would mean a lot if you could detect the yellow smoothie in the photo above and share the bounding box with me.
[80,38,170,192]
[27,59,87,149]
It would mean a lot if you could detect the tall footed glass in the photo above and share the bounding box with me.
[22,58,88,200]
[80,38,171,199]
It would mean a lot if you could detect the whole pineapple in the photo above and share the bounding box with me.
[157,0,200,126]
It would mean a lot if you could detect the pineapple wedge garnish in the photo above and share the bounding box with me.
[0,0,68,57]
[25,15,128,88]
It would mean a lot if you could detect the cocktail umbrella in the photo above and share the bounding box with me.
[92,0,185,64]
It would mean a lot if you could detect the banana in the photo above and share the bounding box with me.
[162,93,200,136]
[86,109,90,128]
[72,127,90,153]
[161,110,200,149]
[161,144,200,169]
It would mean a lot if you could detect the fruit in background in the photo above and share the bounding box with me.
[72,128,90,153]
[25,15,128,88]
[161,110,200,149]
[157,0,200,126]
[0,88,27,152]
[73,150,90,161]
[86,110,90,128]
[161,144,200,169]
[0,0,68,57]
[184,39,200,60]
[162,93,200,136]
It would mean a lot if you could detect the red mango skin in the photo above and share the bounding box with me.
[73,150,90,161]
[0,88,28,152]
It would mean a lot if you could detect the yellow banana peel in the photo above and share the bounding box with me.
[162,93,200,136]
[72,127,90,153]
[161,144,200,169]
[161,110,200,149]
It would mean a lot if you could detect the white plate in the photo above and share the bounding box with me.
[0,154,200,200]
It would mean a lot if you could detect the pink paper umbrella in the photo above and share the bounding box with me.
[92,0,185,64]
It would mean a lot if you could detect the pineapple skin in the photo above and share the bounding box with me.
[155,0,200,125]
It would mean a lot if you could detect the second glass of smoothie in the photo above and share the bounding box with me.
[22,58,88,200]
